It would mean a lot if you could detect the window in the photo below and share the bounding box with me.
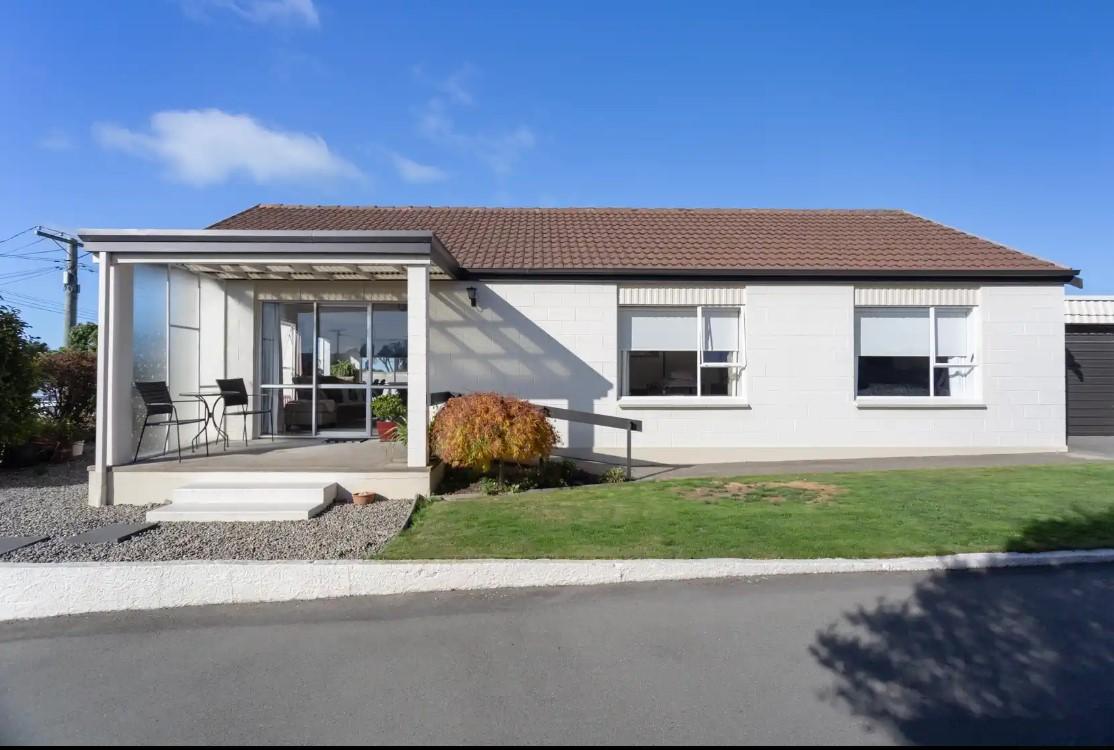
[620,306,744,397]
[855,307,976,398]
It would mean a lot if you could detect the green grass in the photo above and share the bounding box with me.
[378,464,1114,560]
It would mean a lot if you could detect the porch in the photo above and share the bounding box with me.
[80,228,463,507]
[105,439,441,507]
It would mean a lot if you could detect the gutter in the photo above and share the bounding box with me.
[460,267,1081,284]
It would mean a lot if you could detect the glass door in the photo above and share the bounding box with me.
[316,305,371,438]
[259,301,407,438]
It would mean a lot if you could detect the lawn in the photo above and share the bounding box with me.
[378,464,1114,560]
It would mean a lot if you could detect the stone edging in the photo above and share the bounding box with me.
[2,548,1113,621]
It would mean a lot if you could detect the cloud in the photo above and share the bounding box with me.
[182,0,319,28]
[389,152,448,184]
[94,109,360,187]
[38,129,73,151]
[418,96,536,177]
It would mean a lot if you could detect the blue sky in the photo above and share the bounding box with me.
[2,0,1111,346]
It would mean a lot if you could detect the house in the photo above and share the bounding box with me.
[80,206,1078,508]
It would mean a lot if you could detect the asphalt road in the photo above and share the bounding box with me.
[2,564,1113,745]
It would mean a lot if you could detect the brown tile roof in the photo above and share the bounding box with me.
[210,204,1072,276]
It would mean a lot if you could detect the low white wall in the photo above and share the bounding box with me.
[429,281,1067,458]
[2,550,1111,621]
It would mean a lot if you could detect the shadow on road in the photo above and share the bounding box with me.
[812,516,1114,746]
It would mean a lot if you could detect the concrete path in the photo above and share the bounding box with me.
[1,564,1112,745]
[629,436,1114,480]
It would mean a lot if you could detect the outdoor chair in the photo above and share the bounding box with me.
[133,381,208,463]
[216,378,273,447]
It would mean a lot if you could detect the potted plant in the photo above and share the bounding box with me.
[351,490,377,506]
[372,392,406,442]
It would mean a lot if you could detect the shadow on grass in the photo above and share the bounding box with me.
[1004,507,1114,553]
[810,512,1114,745]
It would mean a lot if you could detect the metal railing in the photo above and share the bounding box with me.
[429,392,643,479]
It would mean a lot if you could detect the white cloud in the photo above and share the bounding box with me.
[418,97,536,177]
[38,129,73,151]
[94,109,360,187]
[389,152,448,184]
[183,0,319,28]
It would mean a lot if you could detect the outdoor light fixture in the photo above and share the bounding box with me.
[466,286,478,307]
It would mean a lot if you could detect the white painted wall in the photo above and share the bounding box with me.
[428,281,1066,461]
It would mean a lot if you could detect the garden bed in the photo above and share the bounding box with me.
[0,456,415,562]
[435,459,623,497]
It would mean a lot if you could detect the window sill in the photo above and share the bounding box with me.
[855,398,987,410]
[617,397,751,410]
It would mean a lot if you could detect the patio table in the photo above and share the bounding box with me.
[179,388,236,450]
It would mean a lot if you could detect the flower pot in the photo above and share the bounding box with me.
[352,491,377,506]
[376,420,398,442]
[71,440,85,457]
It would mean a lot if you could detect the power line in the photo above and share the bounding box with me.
[0,226,39,245]
[0,237,53,257]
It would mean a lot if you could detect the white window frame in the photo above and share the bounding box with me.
[854,305,979,400]
[619,305,746,399]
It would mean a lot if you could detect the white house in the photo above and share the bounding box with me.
[80,205,1077,509]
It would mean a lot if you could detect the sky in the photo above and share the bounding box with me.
[1,0,1111,347]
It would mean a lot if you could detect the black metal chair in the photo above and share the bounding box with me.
[133,381,208,463]
[216,378,273,447]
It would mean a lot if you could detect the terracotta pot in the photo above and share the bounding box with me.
[376,421,398,442]
[352,491,377,506]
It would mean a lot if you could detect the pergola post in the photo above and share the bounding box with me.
[406,265,430,468]
[90,255,134,506]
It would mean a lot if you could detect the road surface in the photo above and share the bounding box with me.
[1,564,1112,745]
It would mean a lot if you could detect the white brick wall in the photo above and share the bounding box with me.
[429,281,1067,460]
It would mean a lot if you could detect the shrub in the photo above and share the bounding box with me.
[330,359,357,378]
[601,467,628,484]
[65,322,98,352]
[372,392,407,423]
[37,349,98,428]
[535,457,577,488]
[430,393,557,475]
[0,306,42,457]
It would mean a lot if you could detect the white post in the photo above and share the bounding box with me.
[406,265,430,468]
[90,255,134,506]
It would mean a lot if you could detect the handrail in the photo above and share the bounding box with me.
[428,391,643,479]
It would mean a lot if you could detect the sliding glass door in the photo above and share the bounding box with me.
[259,301,408,438]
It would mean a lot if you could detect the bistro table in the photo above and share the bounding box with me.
[179,386,236,451]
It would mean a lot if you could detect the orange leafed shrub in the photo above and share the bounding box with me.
[430,393,558,472]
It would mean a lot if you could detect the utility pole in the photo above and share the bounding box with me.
[36,227,83,345]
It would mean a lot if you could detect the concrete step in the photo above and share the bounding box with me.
[147,481,337,522]
[172,480,338,506]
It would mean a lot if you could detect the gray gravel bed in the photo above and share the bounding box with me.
[0,457,415,562]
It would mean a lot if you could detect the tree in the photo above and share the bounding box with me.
[0,306,42,456]
[38,349,98,428]
[65,322,98,352]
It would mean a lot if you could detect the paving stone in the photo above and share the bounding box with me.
[0,536,48,555]
[60,522,158,546]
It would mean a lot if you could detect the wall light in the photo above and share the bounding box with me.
[466,286,478,307]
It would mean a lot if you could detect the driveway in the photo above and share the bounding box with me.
[1,564,1112,745]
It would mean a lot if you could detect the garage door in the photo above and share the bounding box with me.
[1066,325,1114,436]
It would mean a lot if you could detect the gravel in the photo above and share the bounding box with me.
[0,457,416,563]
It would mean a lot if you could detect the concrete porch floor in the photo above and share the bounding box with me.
[98,439,435,506]
[115,438,408,473]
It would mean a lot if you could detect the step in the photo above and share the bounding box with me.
[147,500,332,522]
[146,480,337,522]
[172,480,338,506]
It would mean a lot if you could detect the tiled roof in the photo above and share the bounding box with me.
[210,204,1072,275]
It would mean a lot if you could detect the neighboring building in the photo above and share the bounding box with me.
[1065,296,1114,436]
[81,206,1077,506]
